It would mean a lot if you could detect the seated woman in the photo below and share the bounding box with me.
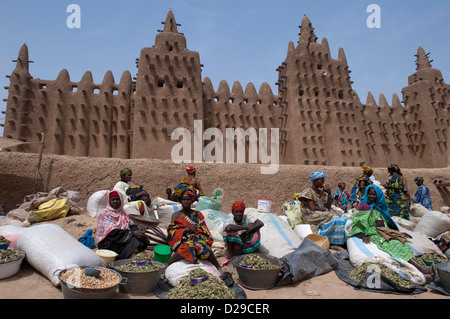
[346,185,434,282]
[222,201,264,263]
[166,188,221,270]
[412,177,433,211]
[114,168,153,217]
[298,172,347,246]
[167,166,204,202]
[96,190,149,259]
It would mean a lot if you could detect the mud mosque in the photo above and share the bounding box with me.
[2,11,449,168]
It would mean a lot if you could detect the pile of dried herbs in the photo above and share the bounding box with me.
[132,251,154,261]
[0,249,25,263]
[418,253,448,266]
[167,268,235,299]
[349,262,414,289]
[239,254,279,270]
[0,236,10,246]
[114,261,164,272]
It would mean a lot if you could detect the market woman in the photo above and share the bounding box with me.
[96,190,149,259]
[166,189,221,270]
[298,171,347,246]
[346,185,434,282]
[383,164,410,220]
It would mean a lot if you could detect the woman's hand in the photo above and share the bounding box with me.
[133,230,146,241]
[362,235,371,244]
[184,224,199,235]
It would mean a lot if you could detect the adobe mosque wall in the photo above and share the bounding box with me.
[2,11,449,169]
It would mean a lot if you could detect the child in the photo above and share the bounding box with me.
[334,182,350,212]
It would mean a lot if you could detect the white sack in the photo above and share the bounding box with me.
[392,216,417,232]
[17,224,103,286]
[346,236,425,286]
[413,210,450,238]
[294,224,313,241]
[86,190,109,217]
[165,259,221,287]
[410,203,430,218]
[0,225,29,248]
[245,208,302,258]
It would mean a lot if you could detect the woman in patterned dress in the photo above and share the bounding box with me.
[299,172,347,246]
[166,188,221,269]
[383,165,410,220]
[412,177,433,210]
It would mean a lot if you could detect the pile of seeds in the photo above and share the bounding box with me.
[0,236,10,245]
[349,262,414,289]
[0,249,25,263]
[418,253,448,266]
[167,268,235,299]
[239,254,280,270]
[114,261,164,272]
[60,267,120,289]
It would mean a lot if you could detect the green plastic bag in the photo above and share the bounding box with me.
[284,200,303,228]
[195,188,223,211]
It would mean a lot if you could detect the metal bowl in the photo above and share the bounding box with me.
[58,266,125,299]
[233,254,281,290]
[111,259,166,295]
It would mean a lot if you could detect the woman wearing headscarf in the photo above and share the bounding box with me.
[222,201,264,262]
[298,172,347,245]
[346,185,434,282]
[166,188,221,270]
[96,190,149,259]
[383,164,410,220]
[349,166,373,210]
[114,168,153,217]
[412,177,433,211]
[167,166,205,202]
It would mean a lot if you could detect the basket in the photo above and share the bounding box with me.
[306,234,330,251]
[96,249,118,266]
[128,214,160,229]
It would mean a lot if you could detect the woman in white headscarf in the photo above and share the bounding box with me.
[298,172,347,246]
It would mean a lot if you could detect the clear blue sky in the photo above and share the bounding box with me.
[1,0,449,132]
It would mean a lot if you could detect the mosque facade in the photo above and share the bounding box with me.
[2,11,449,168]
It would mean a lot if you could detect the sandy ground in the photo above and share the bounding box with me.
[0,212,448,300]
[0,152,449,300]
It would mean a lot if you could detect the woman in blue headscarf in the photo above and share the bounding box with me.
[298,172,347,246]
[346,185,434,281]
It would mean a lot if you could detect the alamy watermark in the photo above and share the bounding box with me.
[170,120,280,175]
[366,4,381,29]
[66,4,81,29]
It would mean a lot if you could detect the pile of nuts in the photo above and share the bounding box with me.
[60,267,120,289]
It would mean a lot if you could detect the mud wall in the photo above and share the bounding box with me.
[0,152,448,216]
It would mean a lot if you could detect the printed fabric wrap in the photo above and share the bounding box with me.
[167,210,214,264]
